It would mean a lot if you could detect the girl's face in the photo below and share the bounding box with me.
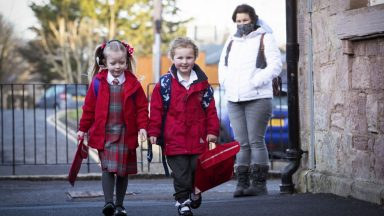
[172,47,195,75]
[235,13,252,25]
[104,50,127,77]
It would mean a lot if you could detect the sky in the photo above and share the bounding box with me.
[0,0,41,39]
[178,0,286,45]
[0,0,286,46]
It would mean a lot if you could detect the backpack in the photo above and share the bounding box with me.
[224,33,282,96]
[159,73,214,113]
[93,78,100,97]
[157,73,214,176]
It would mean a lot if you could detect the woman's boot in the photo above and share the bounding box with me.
[243,164,269,196]
[233,166,250,197]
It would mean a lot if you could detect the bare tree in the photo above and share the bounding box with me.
[29,0,187,83]
[38,17,101,83]
[0,15,32,83]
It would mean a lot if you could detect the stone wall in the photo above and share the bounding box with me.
[295,0,384,204]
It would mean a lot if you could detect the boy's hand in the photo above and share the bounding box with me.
[206,134,217,143]
[149,136,157,145]
[139,129,147,141]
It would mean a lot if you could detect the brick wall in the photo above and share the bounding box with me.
[295,0,384,204]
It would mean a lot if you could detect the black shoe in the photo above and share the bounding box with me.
[102,202,115,216]
[115,205,127,216]
[177,205,193,216]
[176,201,193,216]
[189,194,202,209]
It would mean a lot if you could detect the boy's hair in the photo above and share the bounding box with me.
[90,40,136,79]
[231,4,259,24]
[168,37,199,60]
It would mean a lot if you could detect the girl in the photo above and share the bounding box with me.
[218,4,282,197]
[148,37,220,216]
[77,40,148,216]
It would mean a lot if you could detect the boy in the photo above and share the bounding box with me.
[148,37,220,216]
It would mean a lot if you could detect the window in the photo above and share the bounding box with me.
[370,0,384,6]
[336,2,384,41]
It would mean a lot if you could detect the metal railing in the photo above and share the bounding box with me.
[0,83,288,176]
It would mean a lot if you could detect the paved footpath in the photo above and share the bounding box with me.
[1,178,383,216]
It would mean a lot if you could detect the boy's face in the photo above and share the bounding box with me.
[172,47,195,75]
[104,50,127,78]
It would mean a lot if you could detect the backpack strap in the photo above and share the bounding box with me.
[160,73,172,113]
[93,78,100,97]
[158,73,172,176]
[202,85,214,109]
[224,40,234,66]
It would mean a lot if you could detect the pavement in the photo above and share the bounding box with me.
[1,176,383,216]
[2,110,383,215]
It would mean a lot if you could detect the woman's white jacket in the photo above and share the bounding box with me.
[218,27,282,102]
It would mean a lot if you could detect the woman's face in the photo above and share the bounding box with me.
[235,13,252,25]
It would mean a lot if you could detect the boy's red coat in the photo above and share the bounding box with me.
[148,65,220,156]
[79,69,148,150]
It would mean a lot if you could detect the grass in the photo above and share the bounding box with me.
[67,108,83,120]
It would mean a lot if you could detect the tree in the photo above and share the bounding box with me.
[25,0,188,83]
[28,0,101,83]
[0,14,32,83]
[80,0,189,55]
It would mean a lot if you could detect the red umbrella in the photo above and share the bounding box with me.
[194,141,240,194]
[68,139,89,186]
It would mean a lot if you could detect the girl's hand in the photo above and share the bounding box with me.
[139,129,147,141]
[206,134,218,143]
[77,131,85,140]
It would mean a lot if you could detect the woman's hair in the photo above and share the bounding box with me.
[90,40,136,79]
[168,37,199,60]
[231,4,259,24]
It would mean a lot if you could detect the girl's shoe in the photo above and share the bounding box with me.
[190,193,202,209]
[102,202,115,216]
[115,205,127,216]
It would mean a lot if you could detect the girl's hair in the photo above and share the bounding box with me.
[90,40,136,78]
[231,4,259,24]
[168,37,199,60]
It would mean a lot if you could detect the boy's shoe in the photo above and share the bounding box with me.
[189,193,202,209]
[115,205,127,216]
[102,202,115,216]
[175,200,193,216]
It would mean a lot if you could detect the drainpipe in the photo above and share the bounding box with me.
[307,0,316,170]
[280,0,304,194]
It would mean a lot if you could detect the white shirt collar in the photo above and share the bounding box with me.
[177,69,197,90]
[107,72,125,85]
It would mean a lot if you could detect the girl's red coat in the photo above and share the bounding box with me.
[148,65,220,156]
[79,69,148,150]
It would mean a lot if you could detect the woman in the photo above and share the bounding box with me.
[218,4,282,197]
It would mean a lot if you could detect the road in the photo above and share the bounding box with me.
[0,109,96,175]
[1,178,383,216]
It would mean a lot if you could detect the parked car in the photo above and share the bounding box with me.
[35,84,87,109]
[215,87,288,159]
